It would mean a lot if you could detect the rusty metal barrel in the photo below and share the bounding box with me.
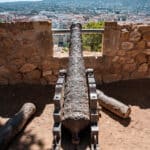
[62,23,90,140]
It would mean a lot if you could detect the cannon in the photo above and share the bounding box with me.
[53,23,99,150]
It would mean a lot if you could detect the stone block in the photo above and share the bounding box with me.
[40,78,48,85]
[138,25,150,33]
[8,73,22,84]
[126,50,139,57]
[121,42,134,50]
[147,42,150,48]
[143,32,150,41]
[138,63,148,72]
[42,60,51,71]
[23,69,41,84]
[126,58,135,64]
[117,50,126,56]
[27,54,41,65]
[42,59,60,71]
[110,63,122,74]
[112,56,119,62]
[10,58,25,68]
[122,72,130,80]
[0,66,11,78]
[135,53,147,65]
[118,57,126,64]
[123,63,136,72]
[129,30,141,42]
[120,28,129,41]
[143,49,150,55]
[0,58,6,66]
[136,40,146,50]
[43,70,53,77]
[20,63,37,73]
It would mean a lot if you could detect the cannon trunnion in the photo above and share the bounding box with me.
[53,24,99,150]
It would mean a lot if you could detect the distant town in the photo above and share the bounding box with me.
[0,0,150,28]
[0,11,150,29]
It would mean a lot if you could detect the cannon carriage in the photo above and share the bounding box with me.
[53,23,99,150]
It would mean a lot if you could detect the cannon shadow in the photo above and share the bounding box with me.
[61,125,91,150]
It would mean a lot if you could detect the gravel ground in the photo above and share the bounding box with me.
[0,79,150,150]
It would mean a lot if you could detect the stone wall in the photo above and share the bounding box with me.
[0,21,150,85]
[0,21,53,84]
[101,22,150,83]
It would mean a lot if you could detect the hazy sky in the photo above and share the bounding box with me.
[0,0,42,2]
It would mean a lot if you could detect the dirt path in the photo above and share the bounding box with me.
[0,79,150,150]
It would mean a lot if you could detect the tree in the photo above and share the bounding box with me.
[82,22,104,52]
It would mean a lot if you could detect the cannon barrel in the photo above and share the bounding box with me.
[62,23,90,135]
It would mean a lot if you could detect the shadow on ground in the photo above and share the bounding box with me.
[97,78,150,109]
[0,84,55,150]
[61,126,90,150]
[97,78,150,127]
[7,129,45,150]
[0,79,150,149]
[0,84,55,118]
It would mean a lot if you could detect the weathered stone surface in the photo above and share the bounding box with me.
[117,50,126,56]
[138,25,150,33]
[118,57,126,64]
[8,73,22,84]
[112,56,119,62]
[42,70,52,77]
[10,58,25,68]
[136,40,146,49]
[103,50,117,57]
[143,32,150,41]
[40,78,48,85]
[0,58,6,66]
[130,71,147,79]
[135,53,147,64]
[123,63,136,72]
[147,42,150,48]
[121,42,134,50]
[120,28,129,41]
[103,22,120,52]
[0,21,150,85]
[126,50,139,57]
[122,72,130,80]
[126,58,135,64]
[42,60,51,71]
[0,77,8,85]
[42,59,60,71]
[27,55,41,65]
[129,31,141,42]
[138,63,148,72]
[0,21,53,85]
[20,63,37,73]
[23,69,41,83]
[143,49,150,55]
[0,66,11,78]
[110,63,122,73]
[22,48,37,59]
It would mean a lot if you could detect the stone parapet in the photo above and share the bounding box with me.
[0,21,150,85]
